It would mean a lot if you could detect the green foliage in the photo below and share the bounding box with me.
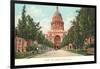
[16,5,27,39]
[15,5,53,48]
[61,7,95,49]
[26,15,41,40]
[15,52,26,59]
[26,44,37,52]
[15,5,41,41]
[37,31,53,48]
[71,49,87,55]
[79,8,95,37]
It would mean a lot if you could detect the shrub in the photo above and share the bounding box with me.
[15,52,26,59]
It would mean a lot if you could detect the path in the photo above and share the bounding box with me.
[34,49,83,58]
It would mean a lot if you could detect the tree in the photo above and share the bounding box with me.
[37,31,53,48]
[26,44,37,52]
[79,8,95,38]
[15,5,53,48]
[26,15,41,40]
[61,7,95,49]
[16,5,41,41]
[16,5,27,39]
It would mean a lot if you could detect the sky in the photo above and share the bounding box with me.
[15,4,80,34]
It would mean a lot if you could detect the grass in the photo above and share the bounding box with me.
[68,49,89,56]
[15,48,51,59]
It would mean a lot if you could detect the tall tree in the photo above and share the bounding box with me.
[16,5,41,40]
[16,5,27,39]
[61,7,95,48]
[26,15,41,40]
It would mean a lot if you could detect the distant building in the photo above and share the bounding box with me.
[84,36,95,45]
[47,7,65,49]
[15,36,33,52]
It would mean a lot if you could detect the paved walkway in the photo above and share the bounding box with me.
[34,49,83,58]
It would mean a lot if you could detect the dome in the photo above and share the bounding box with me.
[54,11,62,17]
[54,6,62,17]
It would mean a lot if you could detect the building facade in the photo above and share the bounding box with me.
[47,7,65,49]
[15,36,33,52]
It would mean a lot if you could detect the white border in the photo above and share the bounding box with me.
[15,56,94,65]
